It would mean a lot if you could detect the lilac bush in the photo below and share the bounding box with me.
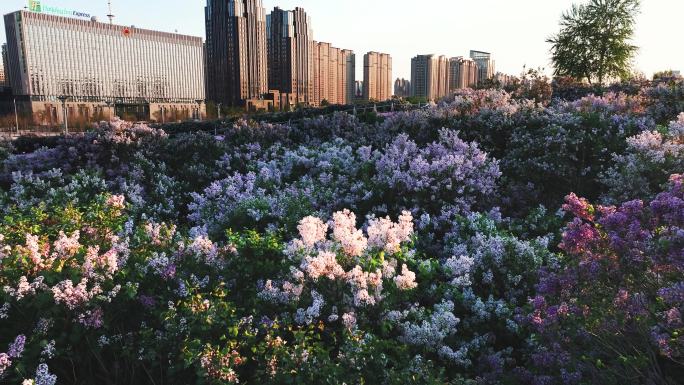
[1,80,683,384]
[522,175,684,384]
[602,113,684,203]
[375,128,500,220]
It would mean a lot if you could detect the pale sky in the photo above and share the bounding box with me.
[1,0,682,80]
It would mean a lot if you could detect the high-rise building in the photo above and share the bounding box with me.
[394,78,410,98]
[267,7,313,105]
[0,45,6,88]
[470,50,495,83]
[312,42,355,106]
[449,57,479,91]
[410,54,449,101]
[1,44,7,88]
[363,52,392,101]
[206,0,268,106]
[3,9,205,123]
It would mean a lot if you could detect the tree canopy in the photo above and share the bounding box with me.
[548,0,640,85]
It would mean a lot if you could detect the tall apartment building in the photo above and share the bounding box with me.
[410,54,449,101]
[0,58,5,88]
[363,52,392,101]
[267,7,313,105]
[449,57,479,91]
[312,42,355,106]
[3,9,205,123]
[1,44,7,88]
[394,78,410,98]
[470,50,495,83]
[206,0,268,106]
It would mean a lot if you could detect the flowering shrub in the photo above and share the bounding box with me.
[523,176,684,384]
[602,113,684,203]
[1,81,683,383]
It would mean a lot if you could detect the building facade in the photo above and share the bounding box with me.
[312,41,355,106]
[205,0,268,107]
[470,50,495,83]
[3,10,205,123]
[449,56,479,91]
[363,51,391,101]
[266,7,313,105]
[1,44,7,88]
[410,54,449,101]
[394,78,410,98]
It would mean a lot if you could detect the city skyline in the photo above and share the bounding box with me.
[1,0,682,81]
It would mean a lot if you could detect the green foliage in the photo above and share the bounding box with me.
[548,0,640,84]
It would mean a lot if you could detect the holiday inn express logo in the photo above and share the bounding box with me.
[27,0,92,19]
[28,0,41,12]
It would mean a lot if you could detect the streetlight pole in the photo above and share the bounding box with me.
[57,95,69,135]
[195,99,204,121]
[13,98,19,135]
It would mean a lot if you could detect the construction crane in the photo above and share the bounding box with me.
[106,0,115,24]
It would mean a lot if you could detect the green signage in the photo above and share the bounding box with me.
[28,0,41,12]
[27,0,92,19]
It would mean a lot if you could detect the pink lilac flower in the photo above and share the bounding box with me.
[301,250,345,280]
[342,312,357,329]
[346,265,378,306]
[51,279,100,310]
[0,353,11,376]
[23,234,54,271]
[297,216,328,248]
[367,211,414,254]
[0,234,11,261]
[332,209,367,257]
[82,246,119,280]
[562,193,594,221]
[189,234,219,264]
[52,231,81,258]
[4,276,45,300]
[106,194,126,210]
[381,259,398,278]
[394,264,418,290]
[144,222,163,245]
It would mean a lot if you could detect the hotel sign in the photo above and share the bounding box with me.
[28,0,92,19]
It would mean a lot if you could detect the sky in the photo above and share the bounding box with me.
[1,0,682,80]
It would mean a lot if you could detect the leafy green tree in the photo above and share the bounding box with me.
[548,0,640,85]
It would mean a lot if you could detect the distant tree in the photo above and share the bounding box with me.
[405,96,427,105]
[653,70,682,81]
[320,99,330,107]
[547,0,640,85]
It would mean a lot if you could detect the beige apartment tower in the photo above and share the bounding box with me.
[410,54,450,101]
[363,52,392,101]
[312,42,355,106]
[449,57,479,91]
